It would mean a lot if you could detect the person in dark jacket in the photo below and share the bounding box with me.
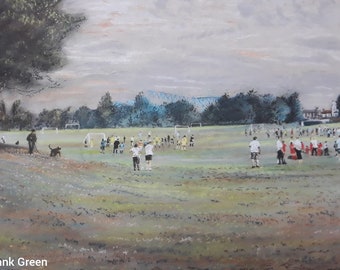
[26,129,37,155]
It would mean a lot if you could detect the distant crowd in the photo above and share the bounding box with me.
[93,130,196,171]
[248,124,340,168]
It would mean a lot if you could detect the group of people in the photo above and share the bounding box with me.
[100,136,125,155]
[174,135,195,150]
[130,141,154,171]
[96,131,196,171]
[126,133,195,170]
[24,125,339,171]
[249,134,340,168]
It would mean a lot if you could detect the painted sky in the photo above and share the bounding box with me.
[10,0,340,112]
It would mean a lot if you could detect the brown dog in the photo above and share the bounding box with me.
[49,144,61,157]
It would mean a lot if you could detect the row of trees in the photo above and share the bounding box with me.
[2,90,331,130]
[202,90,304,125]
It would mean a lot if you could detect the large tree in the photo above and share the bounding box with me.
[0,0,85,93]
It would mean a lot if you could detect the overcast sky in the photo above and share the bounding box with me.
[12,0,340,112]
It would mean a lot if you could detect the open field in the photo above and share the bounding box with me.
[0,125,339,270]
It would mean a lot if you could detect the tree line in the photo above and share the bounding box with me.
[2,90,336,131]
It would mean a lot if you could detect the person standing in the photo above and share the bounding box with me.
[323,141,329,156]
[130,143,142,171]
[113,138,120,154]
[276,138,286,165]
[26,129,37,155]
[181,135,187,150]
[294,137,303,163]
[289,141,297,160]
[310,137,318,156]
[100,138,106,153]
[282,140,287,164]
[249,136,261,168]
[144,141,154,171]
[334,135,340,156]
[189,135,195,147]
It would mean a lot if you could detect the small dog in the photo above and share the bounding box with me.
[49,144,61,157]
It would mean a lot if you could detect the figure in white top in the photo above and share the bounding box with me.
[144,141,154,171]
[249,136,261,168]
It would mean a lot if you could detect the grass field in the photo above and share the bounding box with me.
[0,125,339,269]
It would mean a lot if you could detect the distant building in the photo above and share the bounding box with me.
[303,101,339,120]
[303,108,320,120]
[331,100,339,117]
[321,109,332,118]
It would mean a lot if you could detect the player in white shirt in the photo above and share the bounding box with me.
[130,143,142,171]
[144,141,154,171]
[249,136,261,168]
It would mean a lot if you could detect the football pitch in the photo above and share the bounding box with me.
[0,125,339,269]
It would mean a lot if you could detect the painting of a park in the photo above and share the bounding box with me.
[1,1,340,269]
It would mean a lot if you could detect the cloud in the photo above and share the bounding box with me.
[296,36,340,51]
[14,0,337,112]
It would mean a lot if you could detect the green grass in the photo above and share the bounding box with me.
[1,124,339,269]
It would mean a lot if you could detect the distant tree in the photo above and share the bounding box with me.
[245,90,261,123]
[201,103,217,124]
[74,106,92,128]
[132,91,150,126]
[95,92,116,128]
[274,96,291,124]
[204,92,254,124]
[202,90,304,124]
[131,92,163,126]
[211,93,231,124]
[134,92,149,111]
[0,100,10,130]
[282,92,303,123]
[36,107,70,128]
[165,99,199,125]
[202,93,247,124]
[60,106,72,127]
[9,100,33,129]
[35,108,49,127]
[0,0,85,93]
[10,100,23,127]
[254,94,277,123]
[230,93,252,123]
[112,103,133,127]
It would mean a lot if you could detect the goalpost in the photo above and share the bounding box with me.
[190,122,202,128]
[83,133,106,148]
[189,122,202,137]
[41,127,59,134]
[174,125,191,138]
[65,123,80,130]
